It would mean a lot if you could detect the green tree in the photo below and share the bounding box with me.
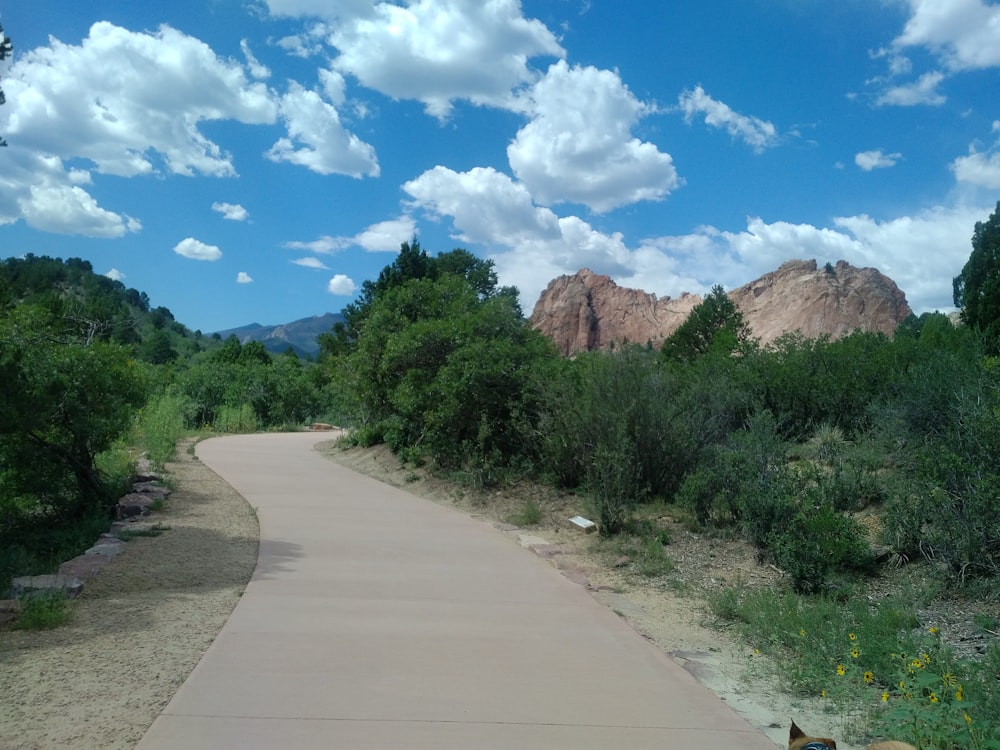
[661,284,751,362]
[953,200,1000,353]
[0,304,148,519]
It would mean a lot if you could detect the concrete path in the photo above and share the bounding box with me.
[137,432,778,750]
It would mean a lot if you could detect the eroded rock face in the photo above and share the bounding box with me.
[528,269,702,356]
[730,259,912,345]
[529,260,912,355]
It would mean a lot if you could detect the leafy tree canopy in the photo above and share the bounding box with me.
[319,239,518,357]
[954,201,1000,353]
[661,284,752,362]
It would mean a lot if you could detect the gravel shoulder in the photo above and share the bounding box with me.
[0,440,258,750]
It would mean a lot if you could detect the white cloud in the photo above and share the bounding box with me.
[285,235,343,254]
[105,268,126,282]
[404,163,982,315]
[352,216,417,251]
[19,180,136,238]
[677,85,779,152]
[212,201,250,221]
[327,0,564,118]
[507,61,680,213]
[174,237,222,261]
[240,39,271,79]
[895,0,1000,71]
[855,150,903,170]
[875,70,947,107]
[292,257,330,269]
[2,22,276,178]
[951,122,1000,188]
[236,272,254,284]
[327,274,357,295]
[285,216,416,255]
[267,82,379,176]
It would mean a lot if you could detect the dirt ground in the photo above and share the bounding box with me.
[0,434,881,750]
[0,441,259,750]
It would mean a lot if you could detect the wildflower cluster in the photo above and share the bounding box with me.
[846,628,996,750]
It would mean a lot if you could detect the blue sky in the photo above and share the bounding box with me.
[1,1,998,333]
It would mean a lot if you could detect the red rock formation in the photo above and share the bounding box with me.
[528,269,701,356]
[529,260,912,356]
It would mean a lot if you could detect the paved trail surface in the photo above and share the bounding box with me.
[136,432,778,750]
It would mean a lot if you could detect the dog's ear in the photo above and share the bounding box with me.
[790,721,805,741]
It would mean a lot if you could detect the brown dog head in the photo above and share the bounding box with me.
[789,721,838,750]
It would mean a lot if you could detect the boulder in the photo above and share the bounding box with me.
[59,554,113,580]
[116,492,159,518]
[11,574,84,599]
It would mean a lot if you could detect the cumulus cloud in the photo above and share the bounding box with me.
[267,82,379,176]
[327,274,357,295]
[292,257,330,269]
[352,216,417,251]
[105,268,126,282]
[404,163,982,314]
[174,237,222,261]
[855,150,903,170]
[677,85,778,152]
[326,0,564,118]
[894,0,1000,71]
[0,22,283,236]
[236,271,254,283]
[951,122,1000,188]
[285,216,415,255]
[3,22,276,178]
[875,71,947,107]
[5,151,142,238]
[212,201,250,221]
[507,61,679,213]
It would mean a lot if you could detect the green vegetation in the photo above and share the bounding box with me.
[2,207,999,737]
[708,587,1000,749]
[15,593,73,631]
[954,200,1000,355]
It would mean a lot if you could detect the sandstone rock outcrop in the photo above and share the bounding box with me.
[731,259,911,345]
[530,260,912,356]
[528,268,702,356]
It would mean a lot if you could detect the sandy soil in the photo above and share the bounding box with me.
[0,441,258,750]
[0,434,851,750]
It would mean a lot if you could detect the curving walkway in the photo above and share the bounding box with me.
[136,432,778,749]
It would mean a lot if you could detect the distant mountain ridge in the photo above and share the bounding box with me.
[214,312,343,357]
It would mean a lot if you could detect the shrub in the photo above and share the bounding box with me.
[15,593,72,630]
[770,499,875,593]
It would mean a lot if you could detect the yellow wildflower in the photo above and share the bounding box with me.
[851,647,860,659]
[881,691,890,702]
[800,628,806,637]
[965,713,973,725]
[955,686,964,701]
[928,692,939,703]
[848,632,857,641]
[863,671,874,684]
[929,626,939,634]
[837,664,846,676]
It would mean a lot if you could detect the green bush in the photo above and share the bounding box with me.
[15,593,72,630]
[770,500,874,593]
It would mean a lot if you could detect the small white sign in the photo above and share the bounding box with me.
[568,515,597,533]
